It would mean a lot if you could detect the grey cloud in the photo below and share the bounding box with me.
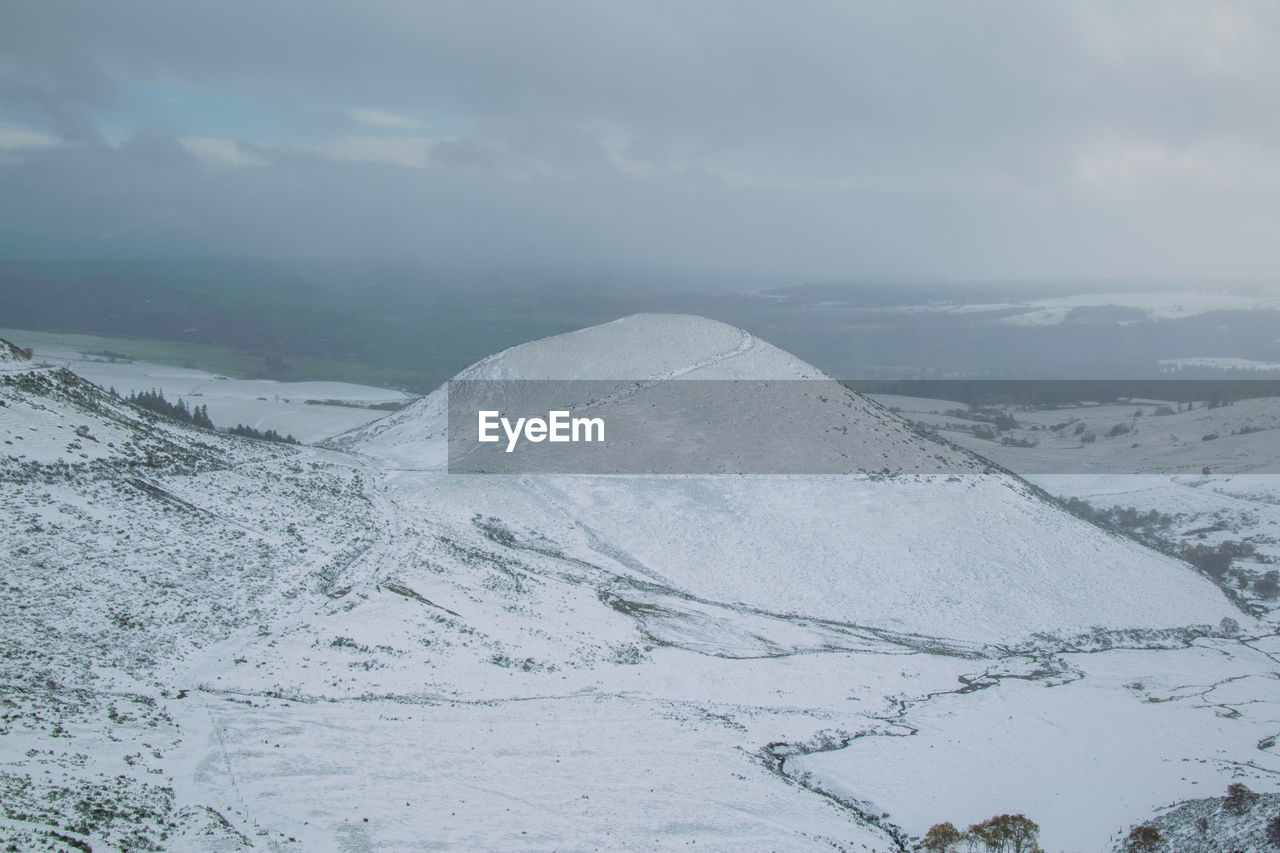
[9,2,1271,156]
[1,1,1278,278]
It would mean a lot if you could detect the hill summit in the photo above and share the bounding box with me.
[331,314,1246,644]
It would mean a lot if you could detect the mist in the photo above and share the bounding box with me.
[2,1,1279,281]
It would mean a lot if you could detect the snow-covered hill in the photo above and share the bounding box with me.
[3,322,1279,852]
[334,314,1243,644]
[329,314,833,464]
[1,350,387,851]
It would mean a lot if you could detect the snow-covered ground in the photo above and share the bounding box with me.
[1160,357,1280,372]
[857,287,1280,326]
[798,639,1280,851]
[3,317,1280,852]
[3,331,413,443]
[996,289,1280,325]
[886,395,1280,475]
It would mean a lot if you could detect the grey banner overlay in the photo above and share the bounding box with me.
[447,379,1280,475]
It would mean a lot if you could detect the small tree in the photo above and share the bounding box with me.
[967,814,1040,853]
[1265,812,1280,848]
[1256,570,1280,600]
[1126,824,1162,852]
[192,403,215,430]
[922,822,964,851]
[1224,782,1260,815]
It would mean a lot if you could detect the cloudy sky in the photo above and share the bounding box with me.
[1,1,1277,280]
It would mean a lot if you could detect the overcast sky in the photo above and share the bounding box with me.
[1,1,1278,281]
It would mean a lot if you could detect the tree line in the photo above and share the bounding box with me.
[120,388,298,444]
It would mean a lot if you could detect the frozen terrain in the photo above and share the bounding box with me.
[892,287,1280,326]
[1161,357,1280,373]
[883,393,1280,475]
[3,330,411,444]
[3,316,1280,852]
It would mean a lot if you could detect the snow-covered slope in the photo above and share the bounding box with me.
[514,475,1243,643]
[333,314,1243,644]
[1,350,387,851]
[331,313,977,473]
[0,330,416,444]
[330,314,825,463]
[1,361,242,473]
[4,322,1277,852]
[0,338,29,366]
[893,395,1280,475]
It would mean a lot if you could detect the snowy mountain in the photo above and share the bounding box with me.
[336,314,999,475]
[2,322,1278,852]
[328,314,826,464]
[334,314,1242,645]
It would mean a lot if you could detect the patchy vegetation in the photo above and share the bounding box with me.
[225,423,299,444]
[124,388,215,430]
[1114,784,1280,852]
[922,813,1042,852]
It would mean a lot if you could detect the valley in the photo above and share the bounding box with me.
[3,319,1280,852]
